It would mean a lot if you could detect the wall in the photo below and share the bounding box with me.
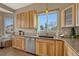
[15,3,74,14]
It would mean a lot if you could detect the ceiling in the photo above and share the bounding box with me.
[0,7,13,13]
[3,3,32,10]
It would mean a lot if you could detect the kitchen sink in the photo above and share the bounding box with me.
[39,36,54,38]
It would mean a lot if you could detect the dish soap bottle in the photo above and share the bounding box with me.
[70,27,76,38]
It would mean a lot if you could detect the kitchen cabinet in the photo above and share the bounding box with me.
[0,16,4,35]
[56,40,64,56]
[36,39,47,56]
[16,10,37,29]
[36,39,64,56]
[76,4,79,26]
[61,4,76,27]
[29,11,36,28]
[47,40,56,56]
[18,37,24,50]
[26,12,30,28]
[12,38,16,48]
[12,37,25,50]
[16,14,21,28]
[64,42,78,56]
[21,13,24,28]
[5,40,12,47]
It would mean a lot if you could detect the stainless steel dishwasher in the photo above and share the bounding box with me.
[25,37,36,54]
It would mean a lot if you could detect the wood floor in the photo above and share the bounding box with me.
[0,47,34,56]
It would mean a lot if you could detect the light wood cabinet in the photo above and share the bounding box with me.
[16,10,36,29]
[29,11,36,28]
[12,37,25,50]
[12,39,16,48]
[36,39,47,56]
[36,39,64,56]
[76,4,79,26]
[47,41,56,56]
[16,14,21,28]
[26,12,30,28]
[21,13,24,28]
[5,40,12,47]
[56,40,64,56]
[61,4,76,27]
[17,38,24,50]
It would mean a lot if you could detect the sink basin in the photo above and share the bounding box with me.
[39,36,54,38]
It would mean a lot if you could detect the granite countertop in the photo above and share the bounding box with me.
[14,35,79,55]
[63,38,79,55]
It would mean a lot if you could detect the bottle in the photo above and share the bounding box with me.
[70,27,76,38]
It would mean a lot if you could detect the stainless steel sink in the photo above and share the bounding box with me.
[39,36,54,38]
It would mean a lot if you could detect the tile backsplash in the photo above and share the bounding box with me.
[15,26,79,37]
[14,29,37,36]
[61,26,79,37]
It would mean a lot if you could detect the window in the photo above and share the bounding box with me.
[38,13,47,31]
[4,15,14,34]
[38,10,59,33]
[4,16,13,27]
[48,11,58,31]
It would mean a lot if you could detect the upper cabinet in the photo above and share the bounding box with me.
[61,4,76,27]
[16,13,21,28]
[16,10,37,29]
[76,4,79,26]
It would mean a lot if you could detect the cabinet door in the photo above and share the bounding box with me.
[26,12,30,28]
[21,13,26,28]
[61,4,75,27]
[12,39,16,48]
[16,14,21,28]
[21,13,24,28]
[36,40,47,56]
[16,14,19,28]
[56,40,64,56]
[6,40,12,47]
[64,43,68,56]
[24,12,27,28]
[17,38,24,50]
[76,4,79,26]
[47,41,56,56]
[29,10,36,28]
[12,38,24,50]
[29,11,34,28]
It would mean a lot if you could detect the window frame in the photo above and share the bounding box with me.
[37,10,59,32]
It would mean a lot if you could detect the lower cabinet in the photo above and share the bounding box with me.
[12,37,24,50]
[5,40,12,47]
[56,40,64,56]
[36,40,47,56]
[12,39,16,48]
[47,41,56,56]
[36,39,64,56]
